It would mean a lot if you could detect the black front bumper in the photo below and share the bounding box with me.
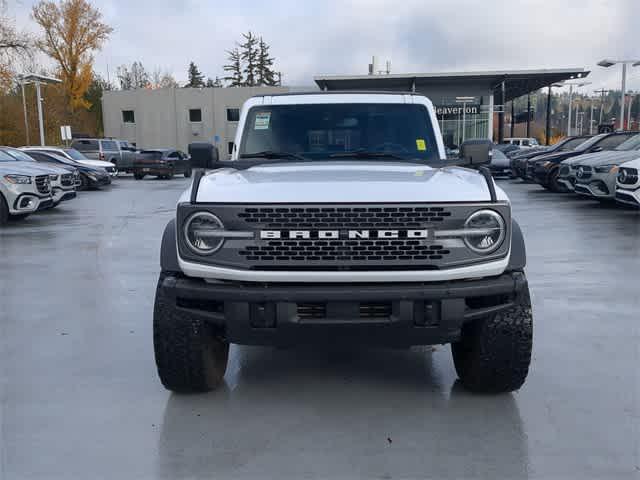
[85,174,111,187]
[533,165,550,184]
[134,164,173,176]
[158,271,529,347]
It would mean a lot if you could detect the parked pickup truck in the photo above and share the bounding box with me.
[153,92,533,394]
[70,138,137,173]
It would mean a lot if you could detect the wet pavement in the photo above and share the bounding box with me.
[1,176,639,479]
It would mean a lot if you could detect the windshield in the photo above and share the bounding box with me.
[43,153,79,166]
[574,134,608,152]
[63,148,88,160]
[0,150,20,162]
[239,103,440,163]
[614,133,640,151]
[138,151,164,159]
[558,137,588,151]
[2,148,36,162]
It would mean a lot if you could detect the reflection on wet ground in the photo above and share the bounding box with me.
[1,177,638,479]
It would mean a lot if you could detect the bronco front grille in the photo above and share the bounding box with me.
[177,202,512,271]
[35,175,50,194]
[237,206,452,229]
[239,240,451,263]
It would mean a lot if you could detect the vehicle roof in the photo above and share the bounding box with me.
[20,146,69,151]
[253,90,420,98]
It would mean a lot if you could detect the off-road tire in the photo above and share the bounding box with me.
[452,303,533,393]
[134,171,145,180]
[153,275,229,392]
[0,193,9,226]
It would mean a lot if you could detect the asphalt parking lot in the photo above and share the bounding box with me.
[1,176,639,480]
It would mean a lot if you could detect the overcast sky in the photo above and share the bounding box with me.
[8,0,640,94]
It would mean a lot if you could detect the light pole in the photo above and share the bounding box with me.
[626,91,636,130]
[597,59,640,130]
[546,83,564,145]
[563,81,591,136]
[18,74,62,146]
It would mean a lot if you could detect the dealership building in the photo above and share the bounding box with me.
[102,68,588,157]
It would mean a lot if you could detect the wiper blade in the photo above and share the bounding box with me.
[329,150,405,160]
[240,150,309,161]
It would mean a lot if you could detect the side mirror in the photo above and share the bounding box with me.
[459,139,492,166]
[188,142,219,169]
[590,146,603,153]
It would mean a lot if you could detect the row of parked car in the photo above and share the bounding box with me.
[0,139,194,226]
[70,138,193,180]
[506,131,640,207]
[0,145,117,225]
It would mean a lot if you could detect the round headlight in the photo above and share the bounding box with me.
[184,212,225,255]
[463,210,506,254]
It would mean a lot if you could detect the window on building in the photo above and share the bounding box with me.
[228,142,234,155]
[189,108,202,122]
[226,108,240,122]
[122,110,135,123]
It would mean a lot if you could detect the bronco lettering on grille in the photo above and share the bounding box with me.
[260,229,430,240]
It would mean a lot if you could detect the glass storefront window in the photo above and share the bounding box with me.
[434,96,491,149]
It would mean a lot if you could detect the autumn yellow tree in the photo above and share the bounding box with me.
[31,0,112,111]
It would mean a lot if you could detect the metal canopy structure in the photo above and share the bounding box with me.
[315,68,590,144]
[314,68,590,103]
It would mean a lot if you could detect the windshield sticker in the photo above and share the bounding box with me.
[416,139,427,151]
[254,112,271,130]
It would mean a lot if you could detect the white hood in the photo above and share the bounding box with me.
[186,162,507,204]
[77,159,114,168]
[0,161,68,176]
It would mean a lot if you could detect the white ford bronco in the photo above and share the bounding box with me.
[154,92,533,394]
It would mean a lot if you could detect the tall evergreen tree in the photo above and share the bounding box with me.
[186,61,205,88]
[205,76,224,88]
[240,31,258,87]
[223,48,243,87]
[257,37,277,86]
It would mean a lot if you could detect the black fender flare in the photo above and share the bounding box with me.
[160,219,180,273]
[507,218,527,271]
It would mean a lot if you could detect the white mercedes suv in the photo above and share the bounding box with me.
[0,149,54,225]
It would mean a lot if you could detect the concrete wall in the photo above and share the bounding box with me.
[102,86,290,158]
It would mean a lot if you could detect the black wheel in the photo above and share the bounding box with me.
[166,168,174,179]
[153,274,229,392]
[452,300,533,394]
[133,171,145,180]
[548,168,568,193]
[184,167,192,178]
[0,193,9,226]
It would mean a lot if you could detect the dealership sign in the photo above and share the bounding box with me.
[436,105,480,118]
